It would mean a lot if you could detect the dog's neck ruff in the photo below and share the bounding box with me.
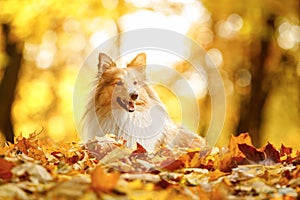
[82,100,169,152]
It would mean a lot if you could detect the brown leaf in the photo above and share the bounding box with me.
[15,137,30,154]
[0,158,15,181]
[238,143,281,165]
[67,155,80,165]
[229,133,253,158]
[219,133,255,170]
[91,166,119,194]
[132,143,147,154]
[12,162,53,183]
[238,143,265,163]
[188,151,202,168]
[209,169,229,181]
[280,144,292,157]
[86,135,126,160]
[161,158,185,172]
[263,143,280,163]
[14,134,47,164]
[155,179,171,189]
[219,152,239,172]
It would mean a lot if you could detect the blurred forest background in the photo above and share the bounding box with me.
[0,0,299,148]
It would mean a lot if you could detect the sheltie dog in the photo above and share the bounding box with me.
[81,52,205,152]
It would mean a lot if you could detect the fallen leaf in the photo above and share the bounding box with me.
[263,143,280,164]
[218,133,254,171]
[120,173,160,183]
[161,158,185,172]
[1,131,300,199]
[0,183,29,199]
[280,144,292,157]
[0,158,15,181]
[14,134,48,165]
[229,133,253,158]
[132,143,147,154]
[209,169,229,181]
[47,175,91,199]
[86,134,126,160]
[219,152,239,172]
[91,165,119,194]
[12,162,53,183]
[238,143,265,164]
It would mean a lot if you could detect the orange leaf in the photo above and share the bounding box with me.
[238,143,265,163]
[91,165,119,194]
[132,143,147,154]
[238,142,281,165]
[280,144,292,157]
[161,158,185,171]
[209,169,229,181]
[0,158,15,181]
[15,137,29,154]
[219,152,239,172]
[219,133,254,172]
[263,143,280,163]
[228,133,253,158]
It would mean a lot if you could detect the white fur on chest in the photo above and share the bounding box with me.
[82,101,168,151]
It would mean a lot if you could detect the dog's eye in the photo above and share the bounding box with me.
[133,81,138,85]
[116,80,123,86]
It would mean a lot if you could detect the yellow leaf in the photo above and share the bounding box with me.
[209,169,229,181]
[91,166,119,194]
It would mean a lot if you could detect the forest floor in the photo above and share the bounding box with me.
[0,132,299,200]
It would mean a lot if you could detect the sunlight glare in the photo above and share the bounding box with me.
[181,2,203,23]
[205,48,223,68]
[68,33,86,52]
[24,42,39,61]
[125,0,152,7]
[63,18,80,33]
[235,68,252,87]
[89,31,110,49]
[217,13,243,39]
[88,18,117,48]
[102,0,118,10]
[36,49,54,69]
[277,21,300,50]
[188,73,207,98]
[119,9,189,34]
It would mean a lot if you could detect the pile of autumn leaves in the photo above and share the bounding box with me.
[0,133,300,199]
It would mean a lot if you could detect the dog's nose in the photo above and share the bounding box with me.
[130,92,138,100]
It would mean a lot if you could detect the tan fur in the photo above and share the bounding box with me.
[81,53,205,152]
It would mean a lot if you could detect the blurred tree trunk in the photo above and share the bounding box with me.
[236,15,276,147]
[0,23,22,143]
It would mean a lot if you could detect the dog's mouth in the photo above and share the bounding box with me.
[116,97,135,112]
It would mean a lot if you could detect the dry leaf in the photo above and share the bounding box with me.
[0,183,29,199]
[1,132,300,199]
[161,158,185,171]
[12,162,53,183]
[229,133,253,158]
[280,144,292,157]
[238,143,265,163]
[132,143,147,154]
[0,158,15,181]
[263,143,280,164]
[209,169,229,181]
[91,165,120,194]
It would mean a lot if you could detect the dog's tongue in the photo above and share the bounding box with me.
[128,101,135,112]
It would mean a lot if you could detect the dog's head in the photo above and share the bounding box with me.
[95,53,153,113]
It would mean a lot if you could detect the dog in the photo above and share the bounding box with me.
[81,52,205,152]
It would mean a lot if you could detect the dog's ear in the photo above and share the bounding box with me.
[98,53,116,73]
[128,53,146,70]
